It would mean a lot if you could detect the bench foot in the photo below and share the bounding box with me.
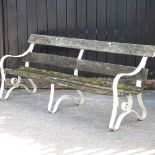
[109,93,147,131]
[48,84,85,113]
[1,77,37,100]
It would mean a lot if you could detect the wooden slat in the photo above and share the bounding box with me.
[22,53,148,80]
[5,67,142,96]
[28,34,155,57]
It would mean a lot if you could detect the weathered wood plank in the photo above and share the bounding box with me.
[28,34,155,57]
[22,53,148,80]
[5,67,142,96]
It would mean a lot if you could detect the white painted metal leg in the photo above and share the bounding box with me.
[48,84,55,112]
[51,93,85,113]
[0,44,35,100]
[48,87,85,113]
[48,49,85,113]
[0,71,6,99]
[109,56,148,130]
[19,78,37,94]
[113,95,133,130]
[2,76,37,100]
[3,77,21,100]
[136,93,147,120]
[76,90,85,105]
[109,97,119,129]
[111,93,147,130]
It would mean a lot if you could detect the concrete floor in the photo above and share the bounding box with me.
[0,89,155,155]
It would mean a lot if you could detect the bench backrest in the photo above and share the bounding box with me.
[28,34,155,57]
[24,34,149,80]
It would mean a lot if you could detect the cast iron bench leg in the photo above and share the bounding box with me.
[109,57,148,131]
[48,49,85,113]
[0,44,37,100]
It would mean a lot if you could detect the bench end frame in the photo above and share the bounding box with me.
[0,44,37,100]
[109,56,148,130]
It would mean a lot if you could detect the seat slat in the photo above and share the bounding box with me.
[22,53,148,80]
[5,67,142,96]
[28,34,155,57]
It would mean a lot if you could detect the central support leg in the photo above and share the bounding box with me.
[48,84,85,113]
[48,49,85,113]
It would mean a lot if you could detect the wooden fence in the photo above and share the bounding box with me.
[0,0,155,77]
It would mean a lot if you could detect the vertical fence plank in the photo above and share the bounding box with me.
[67,0,78,74]
[47,0,57,36]
[136,0,147,66]
[97,0,107,63]
[7,0,18,68]
[87,0,97,77]
[57,0,67,73]
[17,0,28,64]
[0,0,4,59]
[27,0,38,68]
[3,0,8,59]
[116,0,126,65]
[27,0,38,37]
[47,0,57,71]
[37,0,47,35]
[126,0,137,66]
[37,0,48,69]
[107,0,117,64]
[146,0,155,78]
[77,0,87,76]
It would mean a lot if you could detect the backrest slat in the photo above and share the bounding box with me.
[22,53,148,80]
[28,34,155,57]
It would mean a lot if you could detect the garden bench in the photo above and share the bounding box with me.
[0,34,155,130]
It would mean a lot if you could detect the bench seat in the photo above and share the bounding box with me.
[5,67,142,96]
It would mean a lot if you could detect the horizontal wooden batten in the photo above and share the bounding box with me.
[5,67,142,96]
[28,34,155,57]
[22,53,148,80]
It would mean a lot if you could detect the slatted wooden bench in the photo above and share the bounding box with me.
[0,34,155,130]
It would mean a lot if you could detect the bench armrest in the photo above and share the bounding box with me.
[113,56,148,97]
[0,44,34,69]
